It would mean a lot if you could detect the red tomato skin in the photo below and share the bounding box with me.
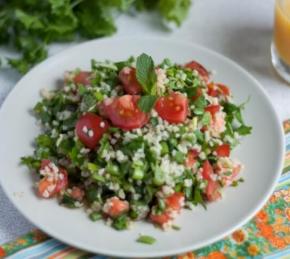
[38,160,68,198]
[54,168,68,193]
[205,180,221,202]
[119,67,142,94]
[215,144,230,157]
[75,113,109,149]
[150,212,172,225]
[202,160,214,181]
[217,83,230,96]
[207,83,219,97]
[106,197,129,218]
[208,83,231,97]
[155,92,188,124]
[185,61,209,82]
[185,149,199,168]
[73,71,91,85]
[40,159,51,170]
[165,192,185,211]
[205,105,220,117]
[102,95,149,131]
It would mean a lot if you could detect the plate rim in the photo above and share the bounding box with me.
[0,36,285,258]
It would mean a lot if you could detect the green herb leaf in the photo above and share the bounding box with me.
[158,0,191,26]
[236,125,252,135]
[112,215,129,230]
[136,53,157,95]
[138,95,158,113]
[136,235,156,245]
[89,212,102,221]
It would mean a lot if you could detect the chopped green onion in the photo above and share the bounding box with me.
[136,235,156,245]
[89,212,102,221]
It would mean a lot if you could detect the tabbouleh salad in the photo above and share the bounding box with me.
[22,53,252,232]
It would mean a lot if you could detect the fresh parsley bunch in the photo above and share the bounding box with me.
[0,0,191,73]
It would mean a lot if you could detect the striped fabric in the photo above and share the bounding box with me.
[1,120,290,259]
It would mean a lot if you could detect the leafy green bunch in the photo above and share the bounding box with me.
[0,0,191,73]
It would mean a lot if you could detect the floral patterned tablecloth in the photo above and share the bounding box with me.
[1,120,289,259]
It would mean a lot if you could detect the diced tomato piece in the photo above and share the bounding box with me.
[71,186,85,201]
[217,83,231,96]
[215,144,230,157]
[101,95,149,131]
[185,61,209,82]
[73,71,91,85]
[205,180,221,201]
[150,211,172,225]
[38,160,68,199]
[207,83,219,97]
[54,168,68,193]
[202,160,214,181]
[75,113,109,149]
[165,192,185,211]
[104,197,129,218]
[38,178,56,198]
[185,149,199,168]
[40,159,51,170]
[208,83,231,97]
[119,67,142,95]
[205,105,220,117]
[155,92,188,124]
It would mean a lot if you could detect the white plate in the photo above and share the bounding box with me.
[0,37,284,258]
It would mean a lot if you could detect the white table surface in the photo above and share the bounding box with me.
[0,0,289,245]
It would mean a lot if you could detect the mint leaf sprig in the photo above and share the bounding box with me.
[136,53,158,113]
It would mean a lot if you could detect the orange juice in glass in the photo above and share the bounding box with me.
[271,0,290,83]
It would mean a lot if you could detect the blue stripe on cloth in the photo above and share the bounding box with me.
[278,173,290,183]
[29,243,68,259]
[7,239,62,259]
[265,247,290,259]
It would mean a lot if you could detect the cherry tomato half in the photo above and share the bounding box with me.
[185,61,209,82]
[101,95,149,131]
[155,92,188,124]
[75,113,109,149]
[119,67,142,95]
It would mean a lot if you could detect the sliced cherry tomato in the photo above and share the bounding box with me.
[105,197,129,218]
[73,71,91,85]
[165,192,185,211]
[102,95,149,131]
[150,211,172,225]
[155,92,188,124]
[185,149,199,168]
[217,83,231,96]
[119,67,142,94]
[185,61,209,82]
[205,105,220,117]
[205,180,221,201]
[207,83,219,97]
[75,113,109,149]
[202,160,214,181]
[38,160,68,199]
[215,144,230,157]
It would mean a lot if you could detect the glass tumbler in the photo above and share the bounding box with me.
[271,0,290,83]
